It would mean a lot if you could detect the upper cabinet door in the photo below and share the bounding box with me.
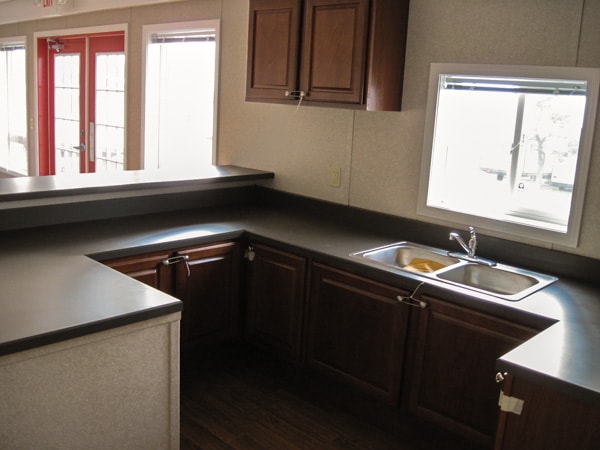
[299,0,369,104]
[246,0,301,101]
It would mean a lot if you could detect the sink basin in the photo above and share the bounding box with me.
[353,241,558,301]
[436,263,557,301]
[354,242,460,273]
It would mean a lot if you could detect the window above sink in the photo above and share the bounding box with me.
[418,63,600,247]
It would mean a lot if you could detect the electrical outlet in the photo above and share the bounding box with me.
[329,167,341,187]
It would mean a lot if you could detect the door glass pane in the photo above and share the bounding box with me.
[95,52,125,171]
[54,54,80,174]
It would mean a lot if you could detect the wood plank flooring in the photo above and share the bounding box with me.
[180,342,486,450]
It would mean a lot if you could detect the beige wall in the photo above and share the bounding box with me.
[2,0,600,258]
[219,0,600,258]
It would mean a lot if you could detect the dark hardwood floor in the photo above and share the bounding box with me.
[180,342,486,450]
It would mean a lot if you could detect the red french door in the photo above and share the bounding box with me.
[38,32,125,175]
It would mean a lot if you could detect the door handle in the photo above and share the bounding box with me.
[73,144,86,151]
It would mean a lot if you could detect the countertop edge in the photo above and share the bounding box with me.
[0,301,182,358]
[0,165,274,203]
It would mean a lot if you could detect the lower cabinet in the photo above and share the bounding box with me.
[103,250,174,294]
[174,242,241,347]
[104,241,241,349]
[244,242,307,362]
[495,375,600,450]
[306,263,411,405]
[107,238,586,450]
[406,294,538,447]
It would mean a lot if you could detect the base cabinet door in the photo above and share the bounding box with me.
[495,375,600,450]
[245,243,307,362]
[306,263,411,404]
[103,241,241,350]
[103,250,174,295]
[407,295,538,447]
[174,242,241,348]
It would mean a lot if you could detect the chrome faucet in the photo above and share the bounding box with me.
[449,226,477,258]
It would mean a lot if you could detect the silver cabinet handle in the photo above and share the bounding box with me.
[397,282,428,309]
[162,255,190,277]
[73,144,86,151]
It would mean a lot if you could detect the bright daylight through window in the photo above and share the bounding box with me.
[418,63,600,247]
[0,38,27,176]
[144,21,218,171]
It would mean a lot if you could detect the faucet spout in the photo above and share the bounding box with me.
[449,226,477,258]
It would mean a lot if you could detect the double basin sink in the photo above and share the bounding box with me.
[352,242,557,301]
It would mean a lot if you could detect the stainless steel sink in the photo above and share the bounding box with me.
[354,242,460,273]
[352,241,557,301]
[435,263,557,301]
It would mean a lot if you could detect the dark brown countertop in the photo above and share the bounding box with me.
[0,186,598,407]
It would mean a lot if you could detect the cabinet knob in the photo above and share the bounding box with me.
[244,246,255,262]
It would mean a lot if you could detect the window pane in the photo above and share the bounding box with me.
[95,53,125,172]
[144,26,216,170]
[420,63,600,246]
[54,54,80,174]
[0,43,28,176]
[429,82,586,232]
[429,89,517,218]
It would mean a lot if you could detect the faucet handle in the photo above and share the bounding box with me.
[467,226,477,256]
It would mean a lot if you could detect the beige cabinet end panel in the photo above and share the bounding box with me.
[0,313,181,449]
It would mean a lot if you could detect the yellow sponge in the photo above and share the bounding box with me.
[404,258,446,273]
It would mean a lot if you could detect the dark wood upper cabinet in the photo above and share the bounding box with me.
[246,0,301,101]
[299,0,370,105]
[246,0,409,111]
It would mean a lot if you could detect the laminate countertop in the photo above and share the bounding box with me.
[0,194,598,406]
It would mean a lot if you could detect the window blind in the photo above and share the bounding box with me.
[150,31,215,44]
[441,74,587,96]
[0,42,25,52]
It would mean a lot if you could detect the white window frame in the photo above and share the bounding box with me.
[417,63,600,247]
[141,19,220,170]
